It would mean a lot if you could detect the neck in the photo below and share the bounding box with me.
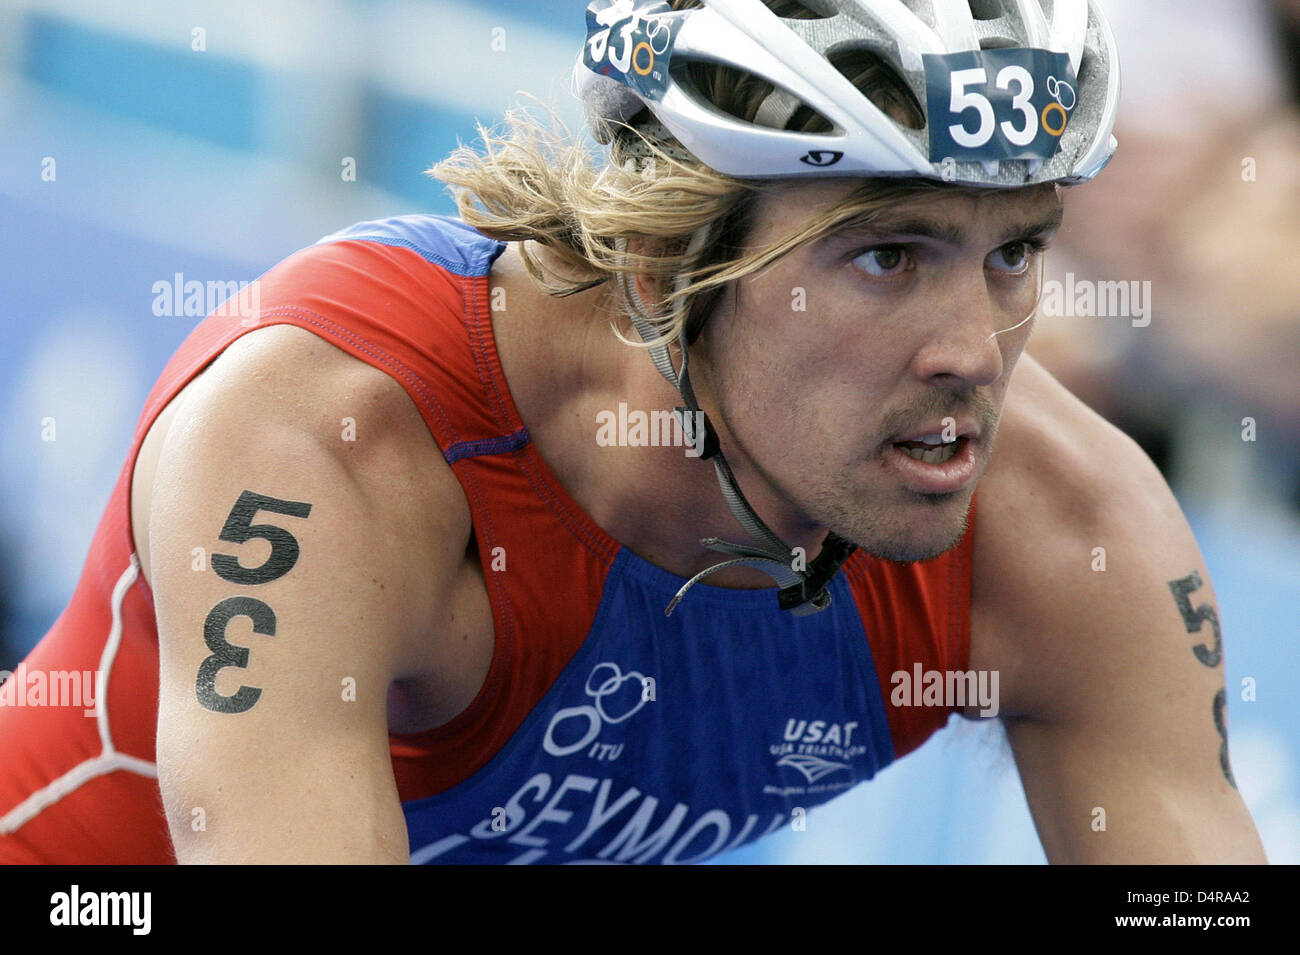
[491,241,831,590]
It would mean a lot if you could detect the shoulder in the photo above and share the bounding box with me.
[162,321,472,606]
[204,324,445,468]
[312,213,506,278]
[241,217,507,407]
[967,353,1186,719]
[150,323,474,681]
[975,352,1169,547]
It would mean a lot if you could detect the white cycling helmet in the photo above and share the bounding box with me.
[575,0,1120,187]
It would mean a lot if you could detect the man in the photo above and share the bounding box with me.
[0,0,1266,864]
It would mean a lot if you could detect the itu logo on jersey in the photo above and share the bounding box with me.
[542,662,656,761]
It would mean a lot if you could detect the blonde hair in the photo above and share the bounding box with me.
[426,0,976,348]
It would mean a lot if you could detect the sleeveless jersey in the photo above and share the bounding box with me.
[0,214,975,865]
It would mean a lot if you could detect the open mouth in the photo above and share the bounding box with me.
[892,434,964,464]
[884,434,979,494]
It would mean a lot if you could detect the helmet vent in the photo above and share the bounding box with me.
[967,0,1004,20]
[827,47,924,129]
[770,0,836,19]
[679,58,838,132]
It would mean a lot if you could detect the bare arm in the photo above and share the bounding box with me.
[150,326,467,863]
[970,355,1266,863]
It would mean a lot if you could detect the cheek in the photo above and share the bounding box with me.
[728,277,879,366]
[714,289,906,424]
[719,349,894,466]
[992,313,1035,368]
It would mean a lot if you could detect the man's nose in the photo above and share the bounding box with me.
[909,267,1014,388]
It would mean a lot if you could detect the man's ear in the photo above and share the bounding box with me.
[633,270,666,308]
[626,237,669,309]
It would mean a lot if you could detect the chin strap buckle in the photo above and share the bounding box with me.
[777,533,859,615]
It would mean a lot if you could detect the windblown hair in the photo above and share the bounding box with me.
[427,0,968,348]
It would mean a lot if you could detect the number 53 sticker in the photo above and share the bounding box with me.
[924,49,1077,164]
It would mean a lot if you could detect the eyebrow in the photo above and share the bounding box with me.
[827,204,1065,246]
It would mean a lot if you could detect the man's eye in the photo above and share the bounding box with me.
[853,247,909,277]
[988,241,1035,274]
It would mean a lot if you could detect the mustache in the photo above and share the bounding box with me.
[878,389,998,443]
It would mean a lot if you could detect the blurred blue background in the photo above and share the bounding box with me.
[1,0,1296,864]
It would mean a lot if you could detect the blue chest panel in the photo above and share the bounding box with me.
[402,549,896,864]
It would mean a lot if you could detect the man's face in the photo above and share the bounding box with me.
[693,178,1063,562]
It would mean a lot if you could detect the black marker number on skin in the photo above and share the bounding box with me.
[1167,571,1223,668]
[212,490,313,585]
[197,596,276,714]
[198,491,311,713]
[1213,688,1237,789]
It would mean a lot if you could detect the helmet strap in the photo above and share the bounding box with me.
[614,233,857,616]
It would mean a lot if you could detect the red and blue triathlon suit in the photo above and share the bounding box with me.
[0,215,975,864]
